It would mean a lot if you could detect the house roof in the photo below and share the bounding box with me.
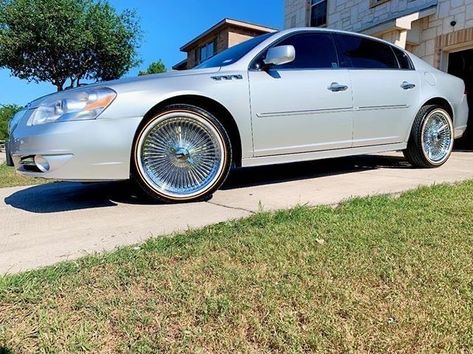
[180,18,278,52]
[172,58,188,71]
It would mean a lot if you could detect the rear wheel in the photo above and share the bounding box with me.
[403,105,454,168]
[133,104,232,203]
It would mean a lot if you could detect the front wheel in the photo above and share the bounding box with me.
[403,105,454,168]
[133,104,232,203]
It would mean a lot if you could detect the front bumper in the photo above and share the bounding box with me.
[9,114,142,181]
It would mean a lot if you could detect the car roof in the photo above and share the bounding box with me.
[274,27,407,51]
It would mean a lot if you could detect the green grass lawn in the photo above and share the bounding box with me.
[0,163,45,188]
[1,182,473,353]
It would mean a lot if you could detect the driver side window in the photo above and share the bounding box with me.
[271,32,339,70]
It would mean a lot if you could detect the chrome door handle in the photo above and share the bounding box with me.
[401,81,416,90]
[328,82,348,92]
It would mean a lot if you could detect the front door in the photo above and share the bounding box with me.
[249,32,353,157]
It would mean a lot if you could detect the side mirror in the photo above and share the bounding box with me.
[263,45,296,67]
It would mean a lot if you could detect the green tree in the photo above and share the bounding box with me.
[0,0,142,91]
[0,104,21,141]
[139,60,167,76]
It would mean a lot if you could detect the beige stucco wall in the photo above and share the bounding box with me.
[228,32,254,47]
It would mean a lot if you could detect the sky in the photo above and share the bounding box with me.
[0,0,284,105]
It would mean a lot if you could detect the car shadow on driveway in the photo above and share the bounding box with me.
[223,154,409,189]
[4,154,410,214]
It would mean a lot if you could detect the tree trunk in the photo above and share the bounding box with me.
[68,78,77,90]
[53,79,65,91]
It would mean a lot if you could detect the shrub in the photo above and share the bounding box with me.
[0,104,21,141]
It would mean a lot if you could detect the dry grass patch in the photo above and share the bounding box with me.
[1,181,473,353]
[0,163,45,188]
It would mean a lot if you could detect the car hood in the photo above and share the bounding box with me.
[103,67,222,86]
[27,67,222,108]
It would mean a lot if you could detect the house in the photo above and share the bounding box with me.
[173,18,277,70]
[284,0,472,85]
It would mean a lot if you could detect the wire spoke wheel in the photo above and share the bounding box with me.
[421,109,453,164]
[136,110,227,200]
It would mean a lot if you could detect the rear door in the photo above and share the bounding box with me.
[333,33,420,147]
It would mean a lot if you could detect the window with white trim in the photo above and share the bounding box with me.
[310,0,327,27]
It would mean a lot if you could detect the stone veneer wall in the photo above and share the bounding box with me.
[285,0,309,28]
[414,0,473,67]
[285,0,438,31]
[284,0,473,68]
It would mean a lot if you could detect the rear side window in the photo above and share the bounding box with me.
[392,46,414,70]
[334,34,399,69]
[274,32,339,69]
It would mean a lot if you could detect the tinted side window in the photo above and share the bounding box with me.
[392,46,414,70]
[275,33,338,69]
[335,34,399,69]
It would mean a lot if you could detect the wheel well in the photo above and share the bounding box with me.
[137,95,242,168]
[423,98,454,121]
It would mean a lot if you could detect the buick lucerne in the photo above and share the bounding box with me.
[7,28,469,202]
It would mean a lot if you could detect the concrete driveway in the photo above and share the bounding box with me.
[2,152,473,274]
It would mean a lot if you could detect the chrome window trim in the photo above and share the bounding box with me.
[390,45,416,70]
[248,29,415,72]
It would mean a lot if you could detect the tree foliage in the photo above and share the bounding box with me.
[0,104,21,141]
[138,60,167,76]
[0,0,142,91]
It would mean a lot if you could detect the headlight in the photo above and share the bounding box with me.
[27,87,116,126]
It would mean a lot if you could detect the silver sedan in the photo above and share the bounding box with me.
[8,28,469,203]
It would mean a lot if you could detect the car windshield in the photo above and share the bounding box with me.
[196,33,274,69]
